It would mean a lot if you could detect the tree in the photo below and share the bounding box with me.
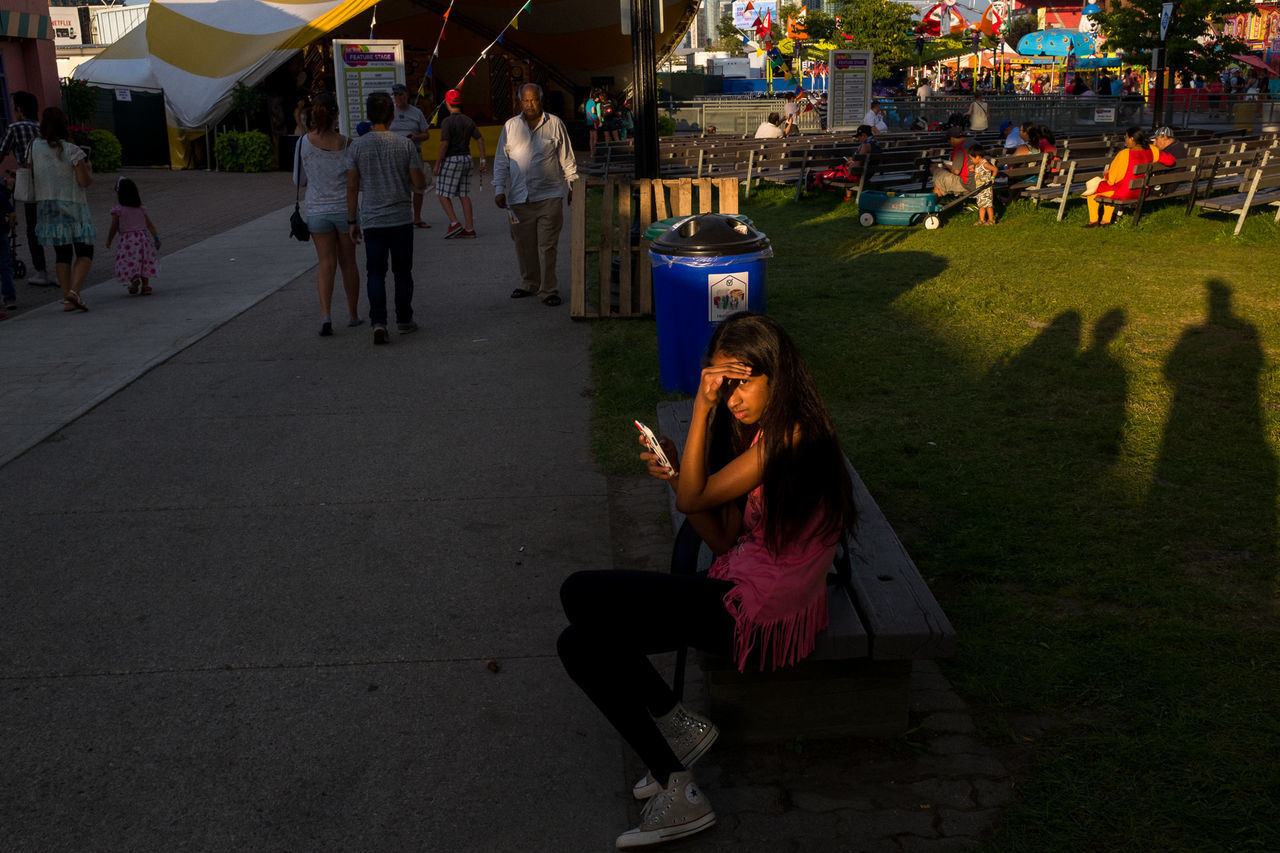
[1094,0,1254,78]
[1004,12,1038,51]
[716,14,747,57]
[831,0,918,80]
[229,81,265,132]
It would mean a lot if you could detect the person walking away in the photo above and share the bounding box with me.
[346,91,428,344]
[294,92,362,336]
[558,312,857,848]
[104,177,160,296]
[434,88,486,239]
[0,91,50,287]
[492,83,577,308]
[585,89,603,158]
[967,92,990,132]
[29,108,94,312]
[968,144,998,225]
[390,83,432,229]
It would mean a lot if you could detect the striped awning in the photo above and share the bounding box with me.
[73,0,378,129]
[0,10,50,40]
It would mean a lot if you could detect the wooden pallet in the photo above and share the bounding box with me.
[569,176,741,319]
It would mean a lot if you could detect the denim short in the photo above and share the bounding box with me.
[307,212,348,233]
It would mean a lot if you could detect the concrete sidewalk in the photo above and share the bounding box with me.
[0,183,627,850]
[0,171,1012,852]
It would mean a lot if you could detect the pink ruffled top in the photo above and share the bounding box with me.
[708,482,836,672]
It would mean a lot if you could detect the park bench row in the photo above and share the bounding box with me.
[582,128,1279,231]
[1022,133,1280,230]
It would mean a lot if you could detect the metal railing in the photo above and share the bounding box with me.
[662,92,1280,137]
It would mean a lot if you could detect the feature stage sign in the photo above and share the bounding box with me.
[332,40,406,140]
[828,50,873,133]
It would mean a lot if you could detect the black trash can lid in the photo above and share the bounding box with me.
[649,214,770,257]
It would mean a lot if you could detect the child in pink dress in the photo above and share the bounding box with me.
[105,177,160,295]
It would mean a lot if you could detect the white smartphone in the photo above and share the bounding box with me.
[634,420,673,474]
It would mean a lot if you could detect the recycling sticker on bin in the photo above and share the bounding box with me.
[709,272,749,321]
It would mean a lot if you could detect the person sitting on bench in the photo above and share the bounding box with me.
[1082,125,1175,228]
[843,124,883,178]
[557,312,857,849]
[931,126,976,197]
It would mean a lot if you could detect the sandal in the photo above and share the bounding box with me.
[543,294,562,307]
[141,285,153,296]
[66,291,89,312]
[63,298,77,312]
[510,288,536,299]
[128,278,141,295]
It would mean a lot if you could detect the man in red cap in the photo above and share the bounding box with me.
[433,89,486,238]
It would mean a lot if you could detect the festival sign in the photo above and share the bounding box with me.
[828,49,873,132]
[332,39,405,139]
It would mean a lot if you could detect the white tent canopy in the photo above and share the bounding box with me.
[74,0,378,130]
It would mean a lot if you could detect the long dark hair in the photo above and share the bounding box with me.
[706,312,856,552]
[1126,125,1150,148]
[310,93,337,133]
[40,107,70,158]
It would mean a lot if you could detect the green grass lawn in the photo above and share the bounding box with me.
[589,185,1280,852]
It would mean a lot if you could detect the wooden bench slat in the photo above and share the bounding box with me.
[844,460,956,660]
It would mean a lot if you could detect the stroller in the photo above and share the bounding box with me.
[2,170,28,282]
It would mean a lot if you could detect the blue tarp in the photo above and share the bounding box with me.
[1017,30,1096,57]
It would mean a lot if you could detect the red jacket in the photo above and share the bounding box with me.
[1096,146,1176,201]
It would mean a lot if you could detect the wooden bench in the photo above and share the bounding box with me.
[1103,155,1206,225]
[1024,153,1113,221]
[1196,156,1280,234]
[656,399,956,742]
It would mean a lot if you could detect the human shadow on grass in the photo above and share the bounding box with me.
[954,309,1130,585]
[1145,280,1277,586]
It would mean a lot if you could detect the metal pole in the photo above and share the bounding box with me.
[630,0,659,179]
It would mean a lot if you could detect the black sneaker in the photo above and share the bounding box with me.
[396,322,418,334]
[319,321,333,337]
[373,325,389,345]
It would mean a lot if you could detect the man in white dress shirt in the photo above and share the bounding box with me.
[492,83,577,307]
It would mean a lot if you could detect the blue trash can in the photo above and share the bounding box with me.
[649,214,771,394]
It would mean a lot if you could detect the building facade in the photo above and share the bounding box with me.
[0,0,60,127]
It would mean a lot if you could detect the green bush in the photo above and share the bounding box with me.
[656,114,676,136]
[214,130,274,172]
[86,128,122,172]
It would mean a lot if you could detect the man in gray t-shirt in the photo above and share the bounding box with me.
[390,83,432,228]
[346,91,427,344]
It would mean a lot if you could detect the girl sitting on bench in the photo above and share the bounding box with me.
[557,312,856,848]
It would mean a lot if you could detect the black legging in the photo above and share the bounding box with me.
[52,242,94,264]
[557,570,735,785]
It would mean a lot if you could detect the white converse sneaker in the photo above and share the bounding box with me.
[632,704,718,799]
[616,770,715,849]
